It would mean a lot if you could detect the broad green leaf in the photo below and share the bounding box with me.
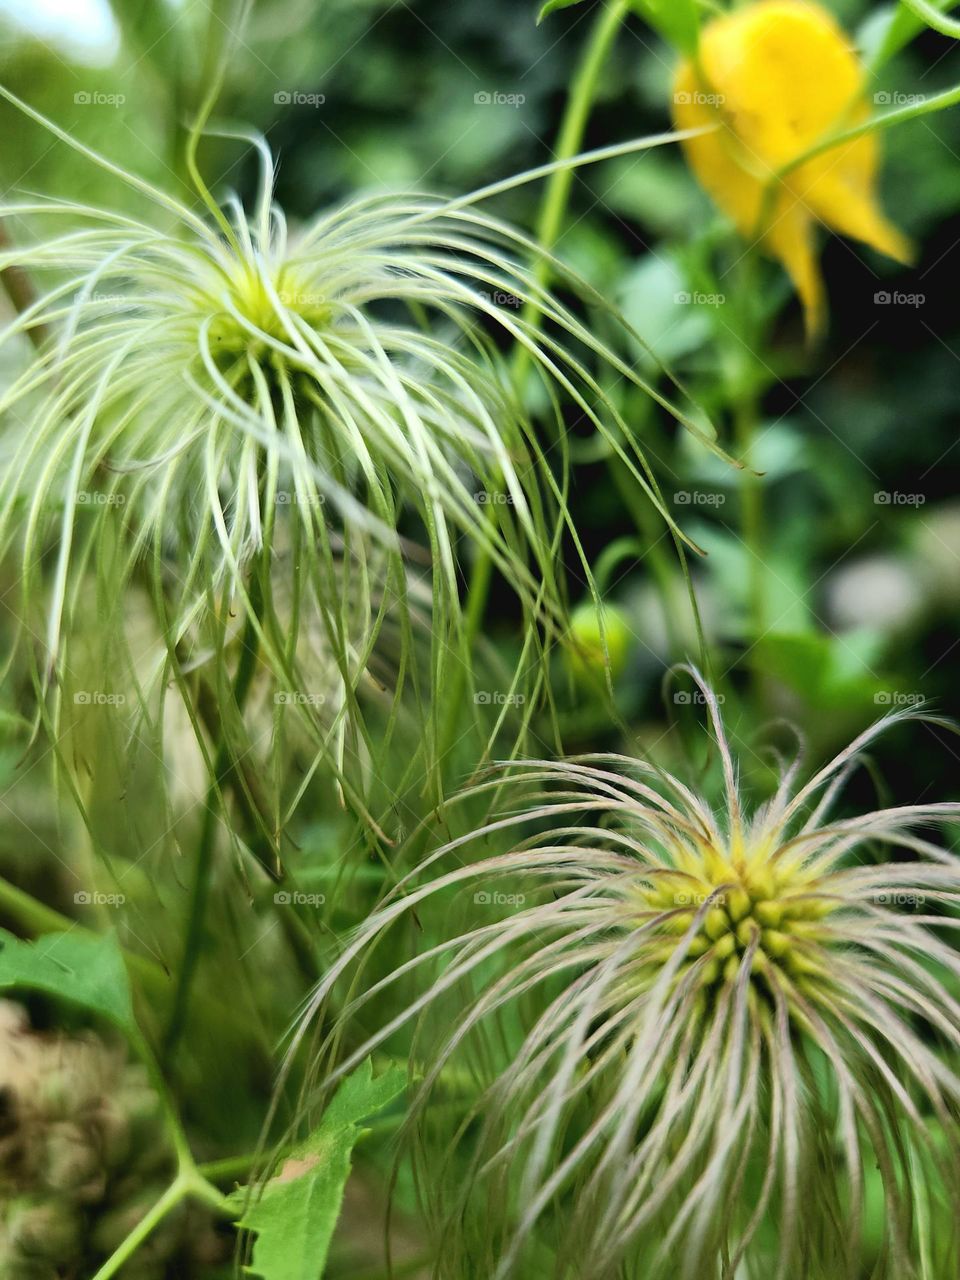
[618,254,713,367]
[234,1060,407,1280]
[538,0,587,23]
[751,631,886,715]
[0,929,136,1036]
[630,0,699,54]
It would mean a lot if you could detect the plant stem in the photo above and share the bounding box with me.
[514,0,629,382]
[731,251,766,644]
[735,389,765,641]
[0,875,75,936]
[162,577,264,1066]
[91,1165,230,1280]
[91,1178,186,1280]
[436,4,627,747]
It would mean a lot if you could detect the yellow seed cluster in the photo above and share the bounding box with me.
[639,850,834,988]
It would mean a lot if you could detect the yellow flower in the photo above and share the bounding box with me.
[673,0,911,336]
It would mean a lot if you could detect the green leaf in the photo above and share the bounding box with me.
[630,0,699,54]
[0,929,136,1036]
[234,1060,407,1280]
[537,0,587,23]
[751,631,886,715]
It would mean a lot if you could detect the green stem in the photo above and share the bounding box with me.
[514,0,629,382]
[91,1178,186,1280]
[0,875,75,936]
[735,391,764,641]
[91,1166,230,1280]
[162,576,264,1066]
[437,505,496,773]
[754,80,960,234]
[437,3,628,739]
[730,252,765,645]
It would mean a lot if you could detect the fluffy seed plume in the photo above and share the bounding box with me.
[0,87,713,798]
[297,672,960,1278]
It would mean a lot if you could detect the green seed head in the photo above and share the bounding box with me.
[638,846,834,995]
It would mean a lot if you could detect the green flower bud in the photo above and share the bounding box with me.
[566,601,632,683]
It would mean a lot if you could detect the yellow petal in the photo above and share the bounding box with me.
[672,0,910,334]
[794,151,914,264]
[765,201,825,339]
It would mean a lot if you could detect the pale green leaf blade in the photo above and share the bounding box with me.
[235,1061,407,1280]
[0,928,136,1035]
